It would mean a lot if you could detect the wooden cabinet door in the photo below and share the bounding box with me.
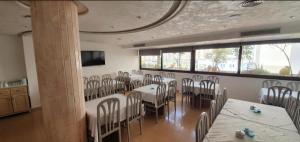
[11,94,30,113]
[0,94,14,116]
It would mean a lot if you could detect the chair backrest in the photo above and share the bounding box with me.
[89,75,101,81]
[153,75,163,84]
[195,112,209,142]
[210,100,216,126]
[200,80,216,96]
[167,85,177,100]
[294,107,300,132]
[159,71,166,77]
[182,78,194,95]
[87,80,101,90]
[100,78,114,97]
[262,80,281,88]
[118,71,123,76]
[126,91,143,121]
[102,74,112,80]
[285,91,300,121]
[222,88,228,106]
[168,80,177,88]
[143,74,153,85]
[267,86,292,107]
[193,75,203,82]
[83,77,89,89]
[84,88,98,101]
[123,72,130,78]
[97,98,120,141]
[207,76,219,84]
[166,72,175,79]
[115,77,125,94]
[156,83,167,107]
[287,81,300,91]
[129,80,143,90]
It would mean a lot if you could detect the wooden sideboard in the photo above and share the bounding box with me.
[0,86,30,117]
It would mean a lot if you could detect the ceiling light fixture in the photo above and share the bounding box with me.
[240,0,263,7]
[290,16,295,19]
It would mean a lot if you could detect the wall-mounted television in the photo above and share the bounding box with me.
[81,51,105,66]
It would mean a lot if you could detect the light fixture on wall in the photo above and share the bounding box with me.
[240,0,263,7]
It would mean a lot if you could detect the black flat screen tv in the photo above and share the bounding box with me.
[81,51,105,66]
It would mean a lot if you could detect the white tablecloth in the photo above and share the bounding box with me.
[130,74,144,81]
[203,99,300,142]
[259,88,299,103]
[85,94,127,142]
[134,84,160,106]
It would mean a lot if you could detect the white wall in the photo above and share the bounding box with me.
[22,33,139,108]
[0,34,26,81]
[141,70,292,103]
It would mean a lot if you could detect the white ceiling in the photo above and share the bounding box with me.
[0,1,300,47]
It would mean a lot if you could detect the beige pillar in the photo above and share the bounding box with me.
[30,1,86,142]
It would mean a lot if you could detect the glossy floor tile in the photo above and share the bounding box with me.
[0,94,208,142]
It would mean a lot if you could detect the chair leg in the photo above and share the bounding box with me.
[139,118,143,135]
[156,108,159,123]
[119,129,122,142]
[127,122,131,142]
[174,100,176,113]
[167,102,170,119]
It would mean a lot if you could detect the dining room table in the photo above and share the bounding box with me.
[85,94,127,142]
[203,98,300,142]
[134,84,160,106]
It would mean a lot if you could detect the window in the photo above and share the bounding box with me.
[195,47,239,73]
[240,43,300,77]
[140,55,161,69]
[162,52,191,71]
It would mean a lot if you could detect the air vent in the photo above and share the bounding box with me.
[133,43,146,47]
[240,28,281,37]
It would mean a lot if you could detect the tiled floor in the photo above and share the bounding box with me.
[0,94,208,142]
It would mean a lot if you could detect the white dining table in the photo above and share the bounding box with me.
[203,99,300,142]
[129,74,144,81]
[134,84,160,106]
[85,94,127,142]
[259,88,299,104]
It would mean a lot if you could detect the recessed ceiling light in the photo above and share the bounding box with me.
[23,15,31,18]
[229,14,241,18]
[290,16,296,19]
[240,0,263,7]
[117,38,121,40]
[136,16,142,19]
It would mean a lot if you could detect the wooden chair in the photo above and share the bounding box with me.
[166,81,177,117]
[210,100,216,126]
[166,72,175,79]
[294,107,300,133]
[129,80,143,91]
[100,78,114,97]
[83,77,89,90]
[86,80,101,98]
[207,76,220,84]
[115,76,125,94]
[97,98,121,142]
[182,78,194,108]
[287,81,300,91]
[89,75,101,81]
[84,88,98,101]
[102,74,112,80]
[143,74,153,85]
[118,71,124,76]
[126,91,143,142]
[195,112,209,142]
[153,75,162,85]
[285,91,300,121]
[262,80,281,88]
[192,75,203,82]
[199,80,216,108]
[266,86,292,107]
[144,83,167,123]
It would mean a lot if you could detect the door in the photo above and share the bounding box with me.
[11,94,30,113]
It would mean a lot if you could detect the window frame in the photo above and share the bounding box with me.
[139,39,300,81]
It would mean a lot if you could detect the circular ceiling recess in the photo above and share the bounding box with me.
[79,0,187,34]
